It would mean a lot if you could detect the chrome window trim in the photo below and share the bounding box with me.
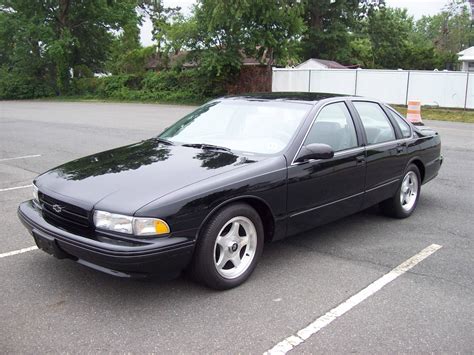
[291,146,366,166]
[291,100,415,166]
[365,137,412,150]
[291,100,358,165]
[333,146,365,157]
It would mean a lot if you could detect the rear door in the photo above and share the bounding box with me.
[286,101,366,236]
[350,101,408,208]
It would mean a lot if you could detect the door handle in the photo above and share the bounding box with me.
[356,156,365,165]
[396,143,406,153]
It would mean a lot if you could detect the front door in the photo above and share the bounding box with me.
[286,101,366,236]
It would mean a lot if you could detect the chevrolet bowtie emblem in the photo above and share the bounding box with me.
[52,204,63,213]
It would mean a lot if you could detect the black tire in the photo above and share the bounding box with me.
[191,203,264,290]
[380,164,421,218]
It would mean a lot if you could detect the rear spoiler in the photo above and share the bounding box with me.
[412,125,438,137]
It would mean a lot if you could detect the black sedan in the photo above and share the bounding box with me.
[18,93,443,289]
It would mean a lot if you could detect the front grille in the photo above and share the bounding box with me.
[39,192,90,229]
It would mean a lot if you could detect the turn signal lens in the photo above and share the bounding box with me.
[154,220,170,234]
[32,184,39,203]
[133,217,170,236]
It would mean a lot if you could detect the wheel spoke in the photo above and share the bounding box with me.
[239,235,249,248]
[228,222,239,237]
[230,254,241,268]
[402,179,409,193]
[216,252,229,269]
[215,235,226,248]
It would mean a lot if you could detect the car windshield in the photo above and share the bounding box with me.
[159,100,312,154]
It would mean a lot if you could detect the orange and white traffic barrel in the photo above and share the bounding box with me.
[406,100,423,125]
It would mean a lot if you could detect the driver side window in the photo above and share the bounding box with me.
[304,102,358,152]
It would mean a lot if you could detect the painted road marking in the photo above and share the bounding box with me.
[0,154,41,162]
[0,184,32,192]
[0,246,38,259]
[265,244,443,355]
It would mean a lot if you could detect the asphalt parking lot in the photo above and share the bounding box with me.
[1,101,473,353]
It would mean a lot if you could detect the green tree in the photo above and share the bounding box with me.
[0,0,138,94]
[366,7,414,69]
[139,0,181,54]
[302,0,385,64]
[185,0,306,77]
[415,0,473,68]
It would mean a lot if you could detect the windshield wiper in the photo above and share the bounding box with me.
[182,143,232,153]
[155,137,174,145]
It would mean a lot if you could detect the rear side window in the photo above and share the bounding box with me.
[388,107,412,138]
[305,102,358,152]
[353,102,396,144]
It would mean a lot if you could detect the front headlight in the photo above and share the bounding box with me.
[32,184,39,203]
[93,211,133,234]
[93,210,170,236]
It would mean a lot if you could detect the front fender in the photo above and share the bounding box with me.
[135,156,288,239]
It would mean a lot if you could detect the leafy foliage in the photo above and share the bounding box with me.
[0,0,138,96]
[0,0,472,101]
[189,0,306,76]
[301,0,385,64]
[66,69,225,104]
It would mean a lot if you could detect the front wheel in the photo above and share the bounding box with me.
[380,164,421,218]
[191,203,264,290]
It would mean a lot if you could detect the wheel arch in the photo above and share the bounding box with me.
[407,157,426,183]
[196,196,276,243]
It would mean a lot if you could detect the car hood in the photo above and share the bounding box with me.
[35,138,261,214]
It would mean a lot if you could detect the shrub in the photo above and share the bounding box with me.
[0,68,55,99]
[71,77,99,96]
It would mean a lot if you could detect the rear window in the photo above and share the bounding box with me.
[353,102,396,144]
[388,107,412,138]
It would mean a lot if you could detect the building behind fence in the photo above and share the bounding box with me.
[272,68,474,109]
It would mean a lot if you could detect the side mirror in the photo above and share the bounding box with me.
[295,143,334,163]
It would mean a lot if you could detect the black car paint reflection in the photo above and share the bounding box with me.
[18,93,443,279]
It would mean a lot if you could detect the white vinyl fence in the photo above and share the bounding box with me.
[272,68,474,109]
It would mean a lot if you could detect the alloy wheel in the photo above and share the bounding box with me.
[213,216,258,279]
[400,171,418,212]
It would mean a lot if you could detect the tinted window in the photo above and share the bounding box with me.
[388,107,412,138]
[305,102,358,152]
[353,102,396,144]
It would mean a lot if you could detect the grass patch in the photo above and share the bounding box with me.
[393,105,474,124]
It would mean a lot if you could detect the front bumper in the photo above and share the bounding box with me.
[18,200,195,278]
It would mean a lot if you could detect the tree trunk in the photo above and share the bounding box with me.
[58,0,71,31]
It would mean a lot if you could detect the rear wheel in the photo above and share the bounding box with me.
[191,203,264,290]
[380,164,421,218]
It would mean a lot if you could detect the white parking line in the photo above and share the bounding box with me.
[0,154,41,162]
[265,244,443,355]
[0,184,32,192]
[0,246,38,259]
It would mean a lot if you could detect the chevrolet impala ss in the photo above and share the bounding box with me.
[18,93,443,289]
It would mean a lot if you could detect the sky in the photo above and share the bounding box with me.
[140,0,450,46]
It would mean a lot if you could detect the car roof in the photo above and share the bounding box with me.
[221,92,346,104]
